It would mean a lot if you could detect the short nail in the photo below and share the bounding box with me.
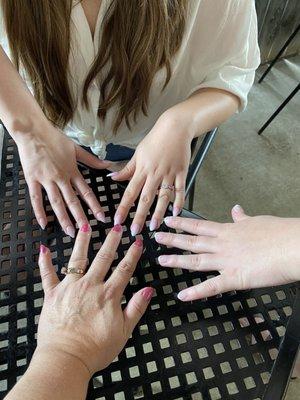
[114,214,123,225]
[80,223,90,233]
[40,244,47,254]
[135,238,143,247]
[38,218,47,230]
[149,218,159,232]
[154,232,163,242]
[106,172,118,177]
[233,204,242,212]
[113,224,122,232]
[141,287,154,301]
[96,212,106,222]
[177,291,188,301]
[66,226,75,238]
[131,224,140,236]
[158,255,167,265]
[172,207,181,217]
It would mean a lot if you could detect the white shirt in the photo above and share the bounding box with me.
[0,0,260,159]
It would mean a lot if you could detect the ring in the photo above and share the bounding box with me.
[159,184,175,191]
[61,257,89,275]
[175,188,185,193]
[61,267,85,275]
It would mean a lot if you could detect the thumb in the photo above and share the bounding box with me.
[107,158,136,181]
[75,145,112,169]
[231,204,249,222]
[123,287,154,336]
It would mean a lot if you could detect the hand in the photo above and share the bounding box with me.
[109,114,192,235]
[16,123,111,236]
[36,224,153,375]
[155,205,300,301]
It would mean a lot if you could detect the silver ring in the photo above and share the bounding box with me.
[159,184,175,191]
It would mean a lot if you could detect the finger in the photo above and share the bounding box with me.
[177,274,233,301]
[64,223,92,282]
[45,183,75,237]
[38,245,59,293]
[108,158,136,182]
[158,253,217,271]
[75,145,112,169]
[123,287,154,336]
[172,172,186,217]
[114,175,145,226]
[85,224,123,282]
[163,216,221,237]
[105,238,143,296]
[28,181,48,229]
[150,176,174,232]
[57,181,88,229]
[131,176,160,235]
[72,174,106,223]
[155,232,216,253]
[231,204,249,222]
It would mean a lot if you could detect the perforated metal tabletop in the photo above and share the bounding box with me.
[0,130,299,400]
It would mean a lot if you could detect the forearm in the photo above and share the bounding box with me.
[161,87,239,139]
[5,348,90,400]
[0,46,49,141]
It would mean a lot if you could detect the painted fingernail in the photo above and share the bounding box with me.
[96,212,106,222]
[149,218,159,232]
[233,204,242,212]
[106,172,118,177]
[135,238,143,247]
[38,218,47,230]
[66,226,75,238]
[164,216,172,225]
[80,223,90,233]
[141,287,154,301]
[154,232,163,241]
[114,214,123,225]
[40,244,47,254]
[177,291,188,301]
[158,255,167,264]
[113,224,122,232]
[130,224,140,236]
[173,207,181,217]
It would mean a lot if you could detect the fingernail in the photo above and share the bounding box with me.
[106,172,118,177]
[80,223,90,233]
[38,218,47,230]
[66,226,75,238]
[141,287,154,301]
[96,212,106,222]
[233,204,242,212]
[164,216,172,225]
[114,214,123,225]
[173,207,181,217]
[40,244,47,254]
[149,218,159,232]
[158,255,167,265]
[177,291,188,301]
[135,238,143,247]
[130,224,140,236]
[113,224,122,232]
[154,232,163,242]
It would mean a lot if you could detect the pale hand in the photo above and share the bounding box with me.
[155,205,300,301]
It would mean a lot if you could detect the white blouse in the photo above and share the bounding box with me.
[0,0,260,159]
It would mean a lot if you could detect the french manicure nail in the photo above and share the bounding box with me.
[80,223,90,233]
[172,207,181,217]
[158,255,167,264]
[38,218,47,230]
[130,224,140,236]
[96,212,106,222]
[40,244,47,254]
[154,232,163,241]
[106,172,118,177]
[66,226,75,238]
[141,287,154,301]
[113,224,122,232]
[177,291,188,301]
[135,238,143,247]
[164,216,172,225]
[114,214,123,225]
[233,204,242,212]
[149,218,159,232]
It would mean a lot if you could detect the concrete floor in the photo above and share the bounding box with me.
[192,55,300,399]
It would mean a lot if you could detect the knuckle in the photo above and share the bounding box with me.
[130,298,144,317]
[141,194,151,205]
[52,196,63,206]
[66,197,80,207]
[118,260,133,276]
[206,279,220,296]
[30,192,40,202]
[52,172,66,182]
[97,251,114,262]
[123,189,135,202]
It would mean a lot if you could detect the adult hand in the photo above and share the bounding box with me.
[109,114,192,236]
[36,223,153,375]
[155,205,300,301]
[16,123,111,236]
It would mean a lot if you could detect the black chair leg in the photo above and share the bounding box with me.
[188,181,196,211]
[258,83,300,135]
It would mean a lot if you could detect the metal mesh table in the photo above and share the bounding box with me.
[0,131,299,400]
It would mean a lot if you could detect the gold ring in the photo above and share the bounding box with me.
[61,267,85,275]
[159,184,175,191]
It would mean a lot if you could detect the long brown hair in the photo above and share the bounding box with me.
[1,0,188,133]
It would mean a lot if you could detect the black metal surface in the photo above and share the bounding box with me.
[0,132,299,400]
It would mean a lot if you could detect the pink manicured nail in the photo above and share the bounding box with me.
[232,204,242,212]
[130,223,140,236]
[106,172,118,177]
[177,291,188,301]
[154,232,163,242]
[113,224,122,232]
[173,207,181,217]
[40,244,47,254]
[141,287,154,301]
[114,214,123,225]
[96,212,106,222]
[149,218,159,232]
[135,238,143,247]
[66,226,75,238]
[38,218,47,230]
[80,223,90,233]
[158,255,168,265]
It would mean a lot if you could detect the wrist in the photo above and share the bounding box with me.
[158,108,195,142]
[6,114,52,145]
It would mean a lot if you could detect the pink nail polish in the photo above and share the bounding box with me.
[177,291,188,301]
[107,172,118,177]
[40,244,47,254]
[113,224,122,232]
[135,238,143,247]
[114,214,123,225]
[80,223,90,233]
[149,218,159,232]
[141,287,154,301]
